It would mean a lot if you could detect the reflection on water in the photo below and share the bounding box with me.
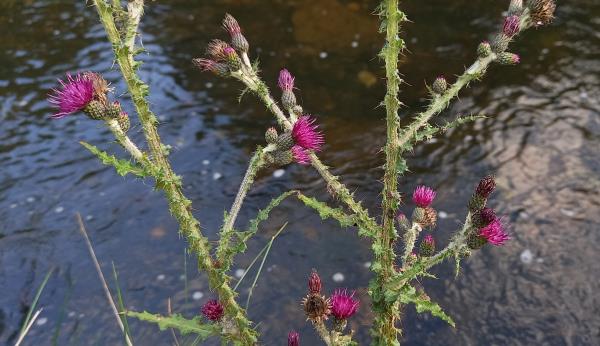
[1,0,599,344]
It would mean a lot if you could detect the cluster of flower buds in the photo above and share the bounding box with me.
[301,270,359,330]
[466,176,510,249]
[411,185,437,229]
[201,299,225,322]
[48,72,130,132]
[264,115,324,166]
[193,14,249,76]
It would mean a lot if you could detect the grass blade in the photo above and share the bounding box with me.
[17,268,53,341]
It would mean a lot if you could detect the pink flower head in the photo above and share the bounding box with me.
[292,116,324,151]
[412,185,436,208]
[512,54,521,64]
[48,72,95,119]
[288,331,300,346]
[308,270,322,294]
[292,145,311,165]
[424,234,434,246]
[503,15,521,37]
[201,299,224,321]
[278,69,295,92]
[479,219,510,246]
[330,289,359,320]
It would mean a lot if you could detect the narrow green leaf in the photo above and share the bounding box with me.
[126,311,219,339]
[399,286,455,327]
[81,141,149,177]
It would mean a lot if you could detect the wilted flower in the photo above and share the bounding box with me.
[302,293,331,323]
[412,185,436,208]
[527,0,556,27]
[503,15,521,37]
[330,289,359,320]
[201,299,224,321]
[288,331,300,346]
[48,72,95,118]
[479,219,510,245]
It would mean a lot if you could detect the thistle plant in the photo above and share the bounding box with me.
[48,0,556,344]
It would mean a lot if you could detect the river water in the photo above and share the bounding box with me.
[0,0,599,345]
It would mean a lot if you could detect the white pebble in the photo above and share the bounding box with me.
[192,291,204,300]
[332,272,345,283]
[438,211,448,219]
[10,203,17,209]
[53,29,60,36]
[85,215,94,221]
[234,268,245,278]
[520,249,533,264]
[202,159,210,165]
[201,170,208,175]
[560,208,576,217]
[158,115,167,122]
[54,206,64,213]
[68,311,76,318]
[36,317,48,326]
[179,274,185,280]
[156,274,166,281]
[26,197,35,203]
[17,99,28,107]
[351,41,359,48]
[205,82,213,89]
[212,172,223,180]
[319,51,328,59]
[363,261,371,268]
[273,169,285,178]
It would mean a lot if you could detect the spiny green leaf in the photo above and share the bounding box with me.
[81,141,150,177]
[296,193,356,228]
[126,311,220,338]
[399,286,455,327]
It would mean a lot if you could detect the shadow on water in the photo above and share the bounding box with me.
[0,0,599,344]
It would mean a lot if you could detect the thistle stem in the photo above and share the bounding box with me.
[105,118,144,161]
[401,223,422,264]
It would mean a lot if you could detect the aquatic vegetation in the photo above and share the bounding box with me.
[48,0,556,344]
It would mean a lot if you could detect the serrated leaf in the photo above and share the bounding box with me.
[296,193,358,229]
[399,286,455,327]
[81,141,149,177]
[126,311,220,338]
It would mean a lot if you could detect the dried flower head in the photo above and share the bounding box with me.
[527,0,556,27]
[206,39,230,61]
[201,299,224,321]
[302,293,331,323]
[479,219,510,245]
[476,175,496,198]
[82,71,110,102]
[308,270,322,294]
[503,15,521,37]
[48,72,96,119]
[412,185,436,208]
[330,289,359,320]
[288,331,300,346]
[278,69,295,92]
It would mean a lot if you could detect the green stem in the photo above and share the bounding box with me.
[91,2,257,344]
[105,118,144,161]
[400,223,421,264]
[374,0,407,343]
[216,149,265,269]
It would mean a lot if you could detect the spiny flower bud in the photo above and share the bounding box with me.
[396,212,411,231]
[509,0,524,15]
[265,127,278,144]
[272,149,294,166]
[432,76,447,94]
[527,0,556,27]
[206,39,230,62]
[477,41,492,58]
[117,111,130,132]
[83,100,107,120]
[201,299,224,321]
[223,13,249,53]
[412,185,436,208]
[279,69,297,110]
[497,52,520,65]
[476,175,496,198]
[467,232,487,250]
[107,101,121,119]
[330,289,359,320]
[308,270,322,294]
[224,46,242,71]
[192,58,230,77]
[491,33,511,53]
[413,207,437,228]
[275,132,294,151]
[419,235,436,257]
[503,15,521,37]
[288,331,300,346]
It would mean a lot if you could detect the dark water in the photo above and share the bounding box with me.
[1,0,599,345]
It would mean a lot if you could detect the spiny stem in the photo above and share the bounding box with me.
[91,1,257,343]
[374,0,407,343]
[401,223,421,264]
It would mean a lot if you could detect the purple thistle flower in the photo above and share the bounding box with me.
[48,72,95,119]
[292,145,311,165]
[479,219,510,246]
[292,115,324,151]
[288,331,300,346]
[412,185,436,208]
[278,69,295,92]
[330,289,359,320]
[503,15,521,37]
[201,299,224,321]
[192,58,230,77]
